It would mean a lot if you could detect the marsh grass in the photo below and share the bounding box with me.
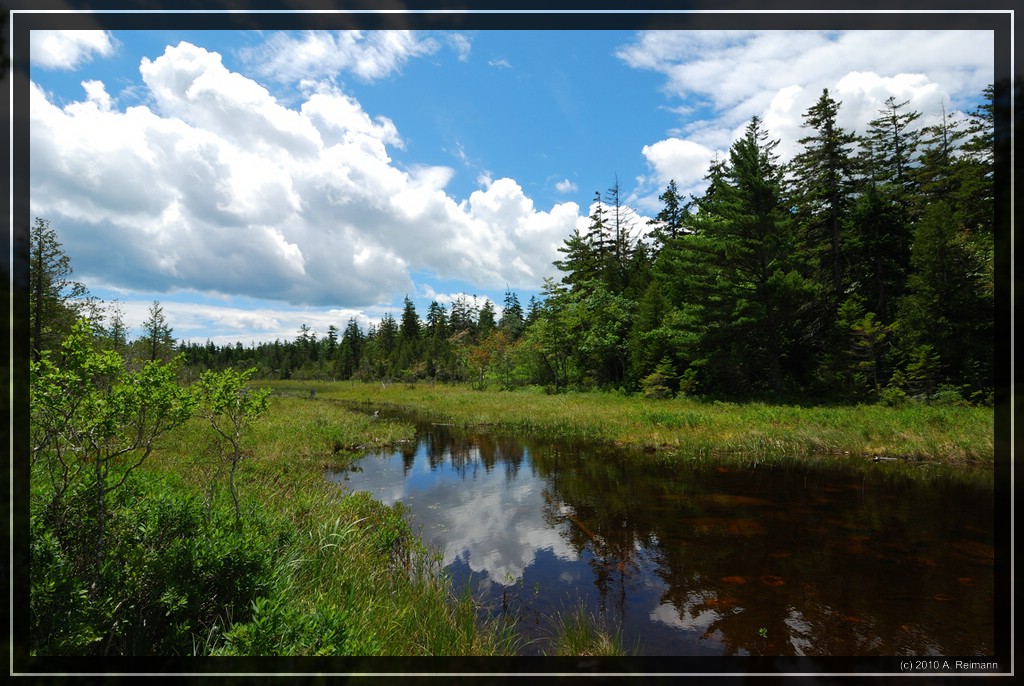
[207,494,518,656]
[272,381,993,475]
[125,379,990,655]
[135,393,518,655]
[154,395,416,524]
[544,602,630,657]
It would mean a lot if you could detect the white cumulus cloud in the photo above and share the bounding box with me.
[30,40,577,312]
[555,178,578,194]
[31,30,116,70]
[620,30,993,207]
[241,30,442,84]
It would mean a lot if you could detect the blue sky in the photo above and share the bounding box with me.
[26,24,994,346]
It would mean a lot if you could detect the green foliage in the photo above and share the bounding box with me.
[860,95,924,200]
[31,319,197,590]
[790,88,858,297]
[889,344,943,402]
[545,602,627,656]
[894,199,993,394]
[30,474,277,655]
[647,178,688,251]
[195,366,271,522]
[829,295,898,399]
[137,300,176,363]
[30,518,102,654]
[213,592,369,656]
[669,116,813,396]
[29,217,90,361]
[640,357,678,399]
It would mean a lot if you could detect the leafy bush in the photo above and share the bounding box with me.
[212,591,377,656]
[30,522,102,655]
[30,475,278,656]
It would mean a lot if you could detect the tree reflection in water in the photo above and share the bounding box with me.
[328,413,995,657]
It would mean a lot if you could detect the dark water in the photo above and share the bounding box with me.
[326,414,994,657]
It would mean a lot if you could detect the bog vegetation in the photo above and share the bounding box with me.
[24,87,996,657]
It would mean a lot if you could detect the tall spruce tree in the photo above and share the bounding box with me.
[337,318,364,378]
[602,175,637,293]
[790,89,857,300]
[499,290,525,339]
[890,87,994,398]
[477,299,497,336]
[647,179,688,253]
[29,218,89,360]
[860,95,923,207]
[958,84,995,240]
[895,198,993,397]
[140,300,175,362]
[679,116,813,396]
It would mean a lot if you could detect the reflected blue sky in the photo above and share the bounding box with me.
[326,419,994,657]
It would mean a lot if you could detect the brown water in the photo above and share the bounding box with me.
[326,414,995,657]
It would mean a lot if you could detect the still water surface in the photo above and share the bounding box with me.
[326,412,994,656]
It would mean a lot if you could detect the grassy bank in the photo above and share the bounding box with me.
[31,380,991,658]
[32,392,625,657]
[138,395,526,656]
[269,380,994,474]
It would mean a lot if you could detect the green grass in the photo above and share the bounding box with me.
[53,393,522,656]
[268,380,994,475]
[41,379,987,656]
[544,602,631,657]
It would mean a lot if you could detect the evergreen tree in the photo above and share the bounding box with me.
[554,226,601,292]
[586,191,612,265]
[833,295,897,399]
[399,296,421,340]
[337,318,364,379]
[860,95,924,207]
[499,290,525,339]
[377,313,398,357]
[139,300,175,363]
[525,295,542,327]
[477,299,497,336]
[913,102,967,212]
[109,302,128,354]
[29,218,89,360]
[679,116,813,396]
[790,89,858,299]
[396,297,423,376]
[647,179,688,253]
[895,199,992,396]
[955,85,995,245]
[625,278,675,389]
[423,301,451,380]
[519,278,574,390]
[448,296,478,339]
[325,324,339,361]
[425,301,449,339]
[602,175,637,292]
[845,186,911,324]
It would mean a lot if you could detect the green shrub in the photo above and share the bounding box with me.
[29,523,102,655]
[30,474,278,656]
[212,590,377,656]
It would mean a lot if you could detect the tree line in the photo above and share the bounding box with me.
[30,85,995,405]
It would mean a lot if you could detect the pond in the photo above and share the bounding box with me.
[326,411,994,657]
